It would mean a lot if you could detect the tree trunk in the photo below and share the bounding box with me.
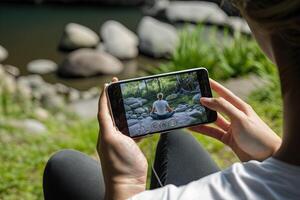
[157,78,161,92]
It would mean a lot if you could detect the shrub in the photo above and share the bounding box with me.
[150,25,276,80]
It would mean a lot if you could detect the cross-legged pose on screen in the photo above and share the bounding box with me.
[150,93,175,120]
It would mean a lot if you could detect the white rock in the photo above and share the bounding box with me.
[69,97,99,119]
[60,23,100,50]
[226,17,251,34]
[23,119,47,134]
[55,83,70,95]
[68,88,81,102]
[101,20,138,59]
[0,64,5,79]
[137,16,178,58]
[144,0,170,16]
[16,81,32,99]
[27,59,58,74]
[18,75,45,90]
[41,94,65,110]
[3,65,20,77]
[34,107,49,121]
[58,49,123,77]
[1,74,16,93]
[166,1,228,25]
[0,45,8,62]
[81,87,100,99]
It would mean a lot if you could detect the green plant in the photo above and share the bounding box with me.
[150,25,276,80]
[248,77,283,135]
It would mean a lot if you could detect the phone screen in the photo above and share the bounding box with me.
[112,69,215,138]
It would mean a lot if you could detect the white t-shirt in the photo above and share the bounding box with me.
[153,100,169,115]
[129,158,300,200]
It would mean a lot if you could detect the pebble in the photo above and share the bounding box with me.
[0,45,8,62]
[27,59,58,74]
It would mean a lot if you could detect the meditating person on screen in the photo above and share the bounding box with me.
[150,93,175,120]
[43,1,300,200]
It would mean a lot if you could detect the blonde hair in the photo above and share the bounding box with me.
[230,0,300,45]
[157,93,163,99]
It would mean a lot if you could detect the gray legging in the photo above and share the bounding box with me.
[43,130,220,200]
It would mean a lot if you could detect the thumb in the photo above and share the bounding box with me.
[98,84,114,133]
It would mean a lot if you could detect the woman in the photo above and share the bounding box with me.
[43,0,300,199]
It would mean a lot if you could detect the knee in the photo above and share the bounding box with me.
[160,129,195,146]
[45,150,78,171]
[43,149,81,183]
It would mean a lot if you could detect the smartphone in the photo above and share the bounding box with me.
[106,68,217,138]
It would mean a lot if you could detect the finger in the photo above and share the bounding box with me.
[215,113,230,131]
[98,84,114,133]
[112,77,119,82]
[210,79,250,113]
[189,125,226,142]
[201,97,243,120]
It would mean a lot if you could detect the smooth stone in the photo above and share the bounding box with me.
[16,80,32,99]
[17,75,45,90]
[140,98,148,104]
[34,107,49,121]
[166,93,178,101]
[134,107,145,114]
[69,97,99,119]
[31,82,56,101]
[137,16,178,58]
[143,0,170,16]
[100,20,138,59]
[187,108,193,112]
[143,107,149,112]
[128,119,139,126]
[58,49,123,77]
[124,97,139,105]
[68,88,81,102]
[131,114,138,119]
[189,110,204,118]
[226,17,251,34]
[130,102,143,109]
[81,87,100,99]
[1,74,16,93]
[3,65,20,77]
[27,59,57,74]
[141,113,149,118]
[59,23,99,51]
[23,119,47,134]
[55,83,70,95]
[0,45,8,62]
[127,111,133,115]
[175,107,187,112]
[124,104,131,112]
[41,93,65,110]
[0,64,5,78]
[166,1,228,25]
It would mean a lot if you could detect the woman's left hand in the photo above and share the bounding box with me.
[97,77,148,200]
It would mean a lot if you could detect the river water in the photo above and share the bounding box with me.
[0,3,164,90]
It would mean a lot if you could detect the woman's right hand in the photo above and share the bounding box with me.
[189,79,282,162]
